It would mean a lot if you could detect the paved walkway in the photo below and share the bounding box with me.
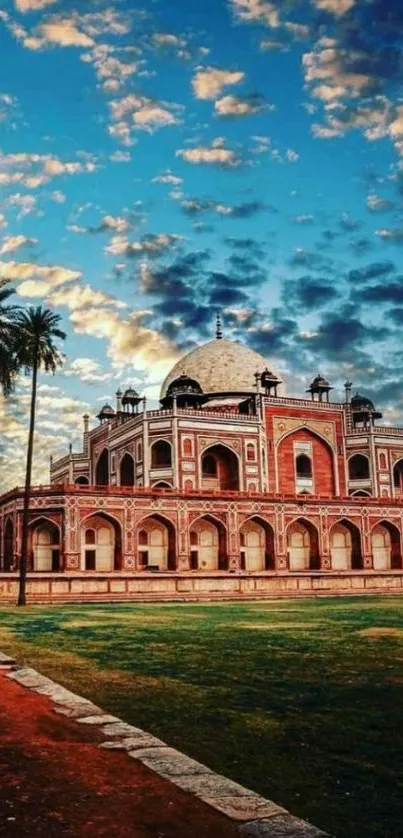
[0,670,239,838]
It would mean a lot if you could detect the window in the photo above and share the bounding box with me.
[202,455,217,476]
[138,530,148,546]
[85,528,96,545]
[296,454,312,478]
[183,438,193,457]
[246,443,255,462]
[379,452,387,470]
[151,440,172,467]
[349,454,370,480]
[190,530,198,546]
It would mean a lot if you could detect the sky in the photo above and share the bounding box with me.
[1,0,403,489]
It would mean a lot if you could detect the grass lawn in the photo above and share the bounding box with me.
[0,597,402,838]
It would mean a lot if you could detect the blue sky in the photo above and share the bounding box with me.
[1,0,403,487]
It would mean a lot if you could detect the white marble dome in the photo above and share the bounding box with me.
[160,338,285,398]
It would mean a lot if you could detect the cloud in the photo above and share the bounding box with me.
[110,93,181,136]
[152,171,183,185]
[214,93,266,117]
[68,214,130,236]
[176,140,241,167]
[181,198,265,218]
[347,261,395,283]
[0,235,36,256]
[105,233,182,258]
[0,214,7,229]
[48,284,126,311]
[313,0,356,15]
[15,0,56,11]
[281,276,339,311]
[229,0,280,29]
[367,193,394,212]
[63,357,114,385]
[37,19,94,48]
[353,281,403,306]
[192,67,244,100]
[0,151,96,189]
[5,193,37,218]
[376,228,403,243]
[0,260,81,297]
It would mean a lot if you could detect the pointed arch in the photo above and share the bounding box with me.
[200,444,240,491]
[95,448,109,486]
[393,458,403,496]
[75,475,89,485]
[348,454,370,481]
[3,517,14,572]
[120,453,135,487]
[330,518,363,570]
[136,513,176,570]
[189,513,228,570]
[29,517,61,572]
[286,518,320,571]
[277,428,336,496]
[80,511,122,571]
[240,515,275,571]
[371,520,402,570]
[151,439,172,468]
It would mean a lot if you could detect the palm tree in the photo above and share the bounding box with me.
[13,306,66,606]
[0,281,21,396]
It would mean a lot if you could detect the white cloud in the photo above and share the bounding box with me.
[214,94,264,117]
[6,193,37,218]
[176,141,241,167]
[63,357,114,385]
[0,260,81,297]
[229,0,280,28]
[37,19,94,48]
[105,232,182,257]
[152,171,183,185]
[48,284,127,311]
[192,66,245,100]
[15,0,56,11]
[0,214,7,229]
[313,0,355,14]
[0,235,36,255]
[109,150,131,163]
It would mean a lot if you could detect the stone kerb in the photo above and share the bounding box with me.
[5,661,331,838]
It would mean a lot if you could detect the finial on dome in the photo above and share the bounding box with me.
[215,311,223,340]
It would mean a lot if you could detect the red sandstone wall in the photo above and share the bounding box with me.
[264,405,346,496]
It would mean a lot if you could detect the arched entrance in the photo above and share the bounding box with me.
[330,519,362,570]
[75,476,89,485]
[81,514,122,571]
[240,517,275,571]
[393,459,403,498]
[201,445,239,491]
[151,440,172,468]
[136,515,176,570]
[31,520,61,572]
[120,453,135,487]
[348,454,370,480]
[189,515,227,570]
[371,522,402,570]
[3,518,13,571]
[287,519,320,571]
[95,449,109,485]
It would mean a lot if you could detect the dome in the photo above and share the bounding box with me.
[166,374,203,397]
[100,403,115,414]
[311,374,330,388]
[161,338,285,398]
[351,393,375,411]
[123,387,139,399]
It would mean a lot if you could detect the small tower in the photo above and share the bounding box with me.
[122,387,142,414]
[116,388,123,412]
[259,368,283,397]
[161,374,205,409]
[307,374,333,403]
[351,393,382,428]
[344,381,353,404]
[97,404,115,425]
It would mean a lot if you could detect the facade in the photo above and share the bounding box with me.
[1,321,403,601]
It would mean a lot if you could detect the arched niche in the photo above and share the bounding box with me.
[371,521,402,570]
[348,454,370,481]
[75,475,89,485]
[240,517,275,571]
[3,518,14,572]
[189,515,227,571]
[277,429,335,496]
[120,453,135,487]
[151,440,172,468]
[201,444,239,491]
[393,459,403,496]
[81,513,122,571]
[287,518,320,571]
[95,449,109,486]
[136,514,176,570]
[30,518,61,572]
[330,519,363,570]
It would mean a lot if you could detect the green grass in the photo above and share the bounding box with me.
[0,597,402,838]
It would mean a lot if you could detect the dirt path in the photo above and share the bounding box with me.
[0,671,239,838]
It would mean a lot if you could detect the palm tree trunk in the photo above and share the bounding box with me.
[17,353,38,606]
